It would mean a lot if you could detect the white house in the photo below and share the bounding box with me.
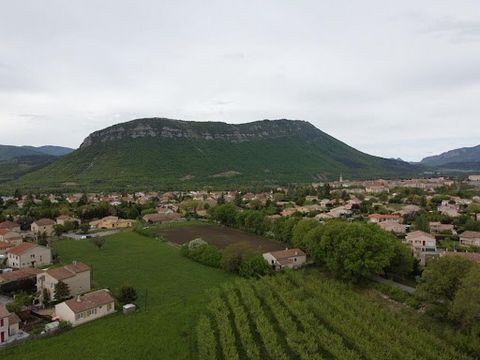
[37,261,91,301]
[7,243,52,269]
[31,218,56,237]
[459,231,480,247]
[263,248,306,271]
[405,231,438,265]
[0,305,20,346]
[54,289,115,327]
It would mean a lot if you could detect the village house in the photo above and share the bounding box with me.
[0,229,22,246]
[378,221,408,235]
[438,204,460,218]
[263,248,307,271]
[397,205,421,216]
[0,268,42,292]
[0,221,21,233]
[37,261,91,302]
[31,218,56,237]
[0,305,20,346]
[459,231,480,247]
[89,216,134,230]
[368,213,401,224]
[54,289,115,327]
[429,222,455,235]
[405,231,438,265]
[56,215,80,226]
[143,211,181,224]
[468,175,480,182]
[7,243,52,269]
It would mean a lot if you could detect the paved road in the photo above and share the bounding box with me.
[64,230,120,240]
[371,275,416,294]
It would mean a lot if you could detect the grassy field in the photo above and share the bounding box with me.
[3,231,233,360]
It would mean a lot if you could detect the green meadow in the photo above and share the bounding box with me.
[3,231,233,360]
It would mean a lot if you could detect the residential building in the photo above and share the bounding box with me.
[429,222,455,234]
[0,221,20,233]
[55,289,115,327]
[0,230,22,245]
[31,218,56,236]
[37,261,91,301]
[89,216,134,230]
[263,248,306,271]
[7,243,51,269]
[0,305,19,346]
[143,211,181,224]
[405,231,438,265]
[368,214,401,223]
[438,204,460,218]
[459,231,480,247]
[378,221,408,235]
[56,215,80,226]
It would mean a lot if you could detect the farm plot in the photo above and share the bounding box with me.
[198,270,474,360]
[159,224,284,252]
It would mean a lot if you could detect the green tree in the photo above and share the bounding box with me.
[208,203,239,227]
[54,281,71,301]
[238,253,273,278]
[384,241,415,279]
[53,224,65,237]
[221,242,252,274]
[79,223,90,234]
[117,284,138,304]
[449,265,480,329]
[92,237,106,250]
[291,219,320,250]
[416,256,475,318]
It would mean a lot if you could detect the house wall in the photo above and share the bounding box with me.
[55,301,115,327]
[31,223,55,236]
[8,246,52,268]
[460,237,480,247]
[8,322,18,336]
[0,315,8,345]
[38,271,91,300]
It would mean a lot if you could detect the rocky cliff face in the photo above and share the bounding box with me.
[80,118,318,148]
[421,144,480,166]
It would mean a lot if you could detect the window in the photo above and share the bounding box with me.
[0,318,3,327]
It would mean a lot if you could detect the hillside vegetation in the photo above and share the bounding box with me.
[9,118,418,191]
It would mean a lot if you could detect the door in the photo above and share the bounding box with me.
[1,331,5,343]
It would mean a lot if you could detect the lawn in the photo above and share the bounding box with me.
[2,231,233,360]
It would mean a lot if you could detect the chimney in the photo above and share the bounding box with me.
[76,295,81,303]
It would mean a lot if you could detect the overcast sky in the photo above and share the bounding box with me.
[1,1,480,161]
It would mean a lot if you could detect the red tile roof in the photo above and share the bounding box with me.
[269,248,306,260]
[0,304,10,318]
[46,262,90,281]
[7,242,37,255]
[368,214,401,220]
[34,218,56,226]
[0,221,19,230]
[63,289,114,314]
[0,267,42,283]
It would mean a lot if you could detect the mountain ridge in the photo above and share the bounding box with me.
[6,118,419,191]
[421,144,480,167]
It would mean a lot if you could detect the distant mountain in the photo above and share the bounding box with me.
[0,144,74,184]
[421,144,480,167]
[9,118,419,190]
[0,144,74,161]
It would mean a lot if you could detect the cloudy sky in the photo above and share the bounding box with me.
[1,0,479,161]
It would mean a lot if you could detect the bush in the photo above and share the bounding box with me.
[117,285,138,304]
[181,239,223,268]
[238,253,272,278]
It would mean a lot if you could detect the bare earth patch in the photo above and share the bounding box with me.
[159,224,284,252]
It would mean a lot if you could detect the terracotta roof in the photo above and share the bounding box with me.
[0,240,14,250]
[0,221,19,230]
[63,289,114,314]
[34,218,56,226]
[7,242,38,255]
[0,304,10,318]
[406,230,435,240]
[8,312,20,325]
[269,248,306,260]
[0,228,10,236]
[46,262,90,281]
[0,267,42,283]
[460,231,480,239]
